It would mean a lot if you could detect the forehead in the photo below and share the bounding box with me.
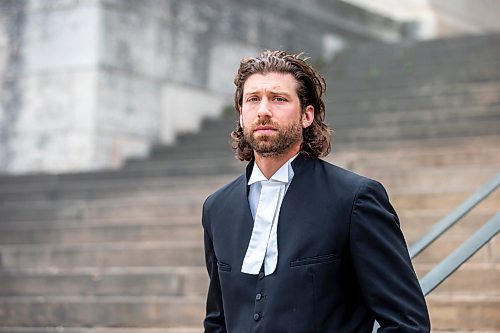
[243,72,298,94]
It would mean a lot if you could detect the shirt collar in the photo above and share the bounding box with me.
[248,154,297,185]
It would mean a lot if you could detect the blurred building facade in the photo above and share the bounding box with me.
[1,0,499,174]
[345,0,500,39]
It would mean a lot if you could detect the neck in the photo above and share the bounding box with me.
[254,143,301,179]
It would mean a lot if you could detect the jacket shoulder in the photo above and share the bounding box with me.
[317,158,372,186]
[203,174,246,211]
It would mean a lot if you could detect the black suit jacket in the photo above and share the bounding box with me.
[202,154,430,332]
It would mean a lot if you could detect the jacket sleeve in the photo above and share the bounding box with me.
[349,179,431,332]
[202,200,227,333]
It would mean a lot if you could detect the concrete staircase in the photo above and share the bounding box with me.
[0,34,499,332]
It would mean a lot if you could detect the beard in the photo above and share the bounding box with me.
[243,117,303,158]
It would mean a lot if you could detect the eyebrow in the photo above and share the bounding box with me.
[243,90,292,97]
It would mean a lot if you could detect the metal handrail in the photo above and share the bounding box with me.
[372,173,500,333]
[419,212,500,295]
[373,212,500,332]
[408,173,500,259]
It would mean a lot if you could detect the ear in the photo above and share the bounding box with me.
[239,112,244,128]
[302,105,314,128]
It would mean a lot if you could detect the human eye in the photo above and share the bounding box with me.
[246,96,259,103]
[273,96,287,102]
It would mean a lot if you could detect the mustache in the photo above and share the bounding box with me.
[249,118,279,129]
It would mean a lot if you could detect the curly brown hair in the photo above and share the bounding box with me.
[231,50,332,161]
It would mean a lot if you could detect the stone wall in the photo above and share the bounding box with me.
[429,0,500,36]
[0,0,405,174]
[343,0,500,39]
[0,0,100,173]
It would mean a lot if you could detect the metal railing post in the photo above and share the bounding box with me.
[409,173,500,258]
[419,212,500,296]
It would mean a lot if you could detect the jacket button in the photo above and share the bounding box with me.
[256,293,262,301]
[258,272,264,279]
[253,313,260,321]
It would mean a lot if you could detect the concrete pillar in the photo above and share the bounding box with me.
[0,0,100,173]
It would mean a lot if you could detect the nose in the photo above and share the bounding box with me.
[257,98,272,118]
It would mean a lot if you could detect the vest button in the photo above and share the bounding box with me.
[256,293,262,301]
[258,272,264,279]
[254,313,260,321]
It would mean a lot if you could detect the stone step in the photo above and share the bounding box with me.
[1,137,495,191]
[163,124,233,144]
[414,263,500,294]
[173,131,233,146]
[364,168,500,194]
[195,131,500,163]
[121,158,240,177]
[333,118,500,143]
[149,121,500,160]
[0,293,498,330]
[332,62,500,81]
[332,146,500,169]
[332,42,500,71]
[0,296,205,327]
[330,98,500,120]
[164,101,500,136]
[124,151,238,168]
[0,174,234,204]
[1,203,491,230]
[0,328,201,333]
[332,35,500,65]
[0,157,242,185]
[403,210,498,244]
[0,264,497,298]
[0,174,238,202]
[412,234,498,265]
[0,210,495,265]
[331,51,500,79]
[0,231,496,270]
[330,87,500,113]
[0,223,204,245]
[150,140,227,155]
[391,189,500,211]
[0,208,495,246]
[0,267,207,297]
[2,163,497,205]
[0,186,498,222]
[0,188,212,209]
[328,81,500,101]
[0,183,497,217]
[335,45,500,69]
[0,215,201,230]
[18,160,494,200]
[0,173,221,193]
[332,106,500,129]
[332,130,499,145]
[335,132,500,151]
[148,116,499,156]
[129,156,499,187]
[150,105,500,151]
[433,329,499,332]
[327,69,500,94]
[427,293,500,331]
[0,242,205,269]
[0,196,207,222]
[331,50,500,73]
[144,142,500,174]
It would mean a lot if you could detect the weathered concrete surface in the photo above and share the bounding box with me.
[0,0,404,174]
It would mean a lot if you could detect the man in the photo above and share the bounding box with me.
[202,50,430,332]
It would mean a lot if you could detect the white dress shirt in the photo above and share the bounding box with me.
[241,155,296,276]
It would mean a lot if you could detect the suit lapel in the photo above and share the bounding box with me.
[228,162,257,271]
[280,153,312,211]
